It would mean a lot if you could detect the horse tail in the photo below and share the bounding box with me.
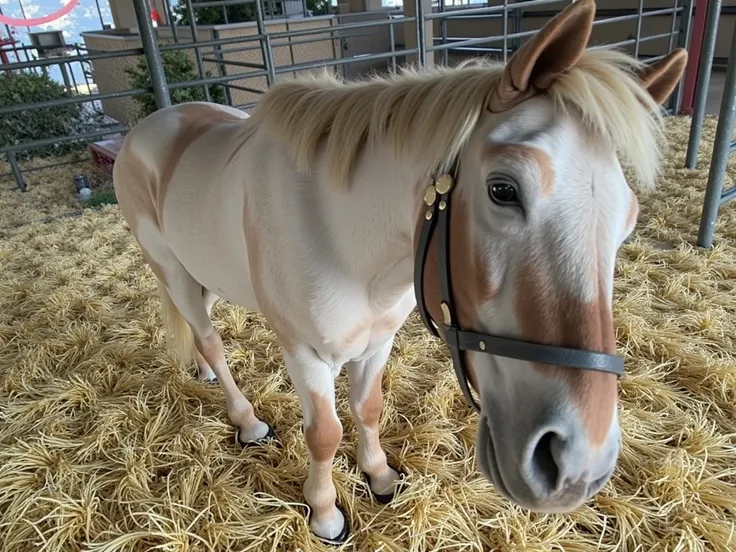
[158,281,196,365]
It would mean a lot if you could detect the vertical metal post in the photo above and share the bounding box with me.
[76,45,94,94]
[163,0,179,42]
[414,0,426,67]
[512,2,523,52]
[93,0,105,27]
[17,0,30,34]
[680,0,709,114]
[672,0,694,114]
[502,0,508,63]
[439,0,448,66]
[184,0,211,101]
[685,0,721,168]
[132,0,171,109]
[59,62,72,93]
[668,0,679,52]
[254,0,276,86]
[7,152,26,192]
[212,29,232,106]
[696,25,736,248]
[634,0,644,58]
[389,22,397,73]
[68,61,79,94]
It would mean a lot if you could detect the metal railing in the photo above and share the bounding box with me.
[1,0,693,192]
[680,0,736,247]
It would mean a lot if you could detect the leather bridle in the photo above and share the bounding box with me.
[412,158,625,414]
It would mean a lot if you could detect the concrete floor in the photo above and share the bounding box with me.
[705,69,728,114]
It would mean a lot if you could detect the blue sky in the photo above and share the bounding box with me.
[1,0,114,85]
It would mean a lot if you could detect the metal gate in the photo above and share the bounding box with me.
[1,0,695,193]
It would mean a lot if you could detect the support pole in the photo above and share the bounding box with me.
[696,25,736,248]
[7,152,26,192]
[414,0,426,67]
[163,0,179,42]
[439,0,447,66]
[684,0,721,168]
[672,0,694,115]
[132,0,171,110]
[184,0,211,101]
[253,0,276,86]
[634,0,644,58]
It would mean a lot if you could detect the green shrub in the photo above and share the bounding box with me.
[125,50,227,120]
[0,70,85,158]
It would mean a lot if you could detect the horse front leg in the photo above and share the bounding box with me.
[345,340,404,503]
[285,348,348,543]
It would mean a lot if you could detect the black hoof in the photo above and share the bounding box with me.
[314,504,350,546]
[236,424,279,448]
[364,465,406,505]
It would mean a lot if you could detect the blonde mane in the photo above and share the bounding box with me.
[248,49,665,190]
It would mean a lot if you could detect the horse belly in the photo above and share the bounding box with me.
[162,156,258,311]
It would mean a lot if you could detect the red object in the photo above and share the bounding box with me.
[88,137,124,171]
[680,0,710,114]
[0,37,17,65]
[150,8,162,24]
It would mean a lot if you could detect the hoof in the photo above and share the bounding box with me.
[198,365,218,383]
[364,465,406,505]
[313,504,350,546]
[236,424,279,448]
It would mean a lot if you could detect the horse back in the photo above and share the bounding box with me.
[113,102,250,235]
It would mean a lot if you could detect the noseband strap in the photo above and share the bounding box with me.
[413,160,624,414]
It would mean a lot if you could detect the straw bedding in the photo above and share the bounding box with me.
[1,115,735,552]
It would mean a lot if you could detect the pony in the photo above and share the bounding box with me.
[113,0,687,543]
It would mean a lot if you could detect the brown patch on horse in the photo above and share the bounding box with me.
[340,318,371,349]
[414,192,495,391]
[113,142,159,230]
[414,193,495,330]
[112,142,176,291]
[484,143,555,195]
[242,199,298,354]
[341,311,404,351]
[305,392,343,463]
[513,260,617,446]
[357,366,385,427]
[155,105,244,224]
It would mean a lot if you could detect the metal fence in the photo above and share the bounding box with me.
[1,0,695,193]
[681,0,736,247]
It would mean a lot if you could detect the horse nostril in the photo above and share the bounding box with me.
[529,431,561,495]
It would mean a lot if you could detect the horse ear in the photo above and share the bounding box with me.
[488,0,596,112]
[636,48,688,105]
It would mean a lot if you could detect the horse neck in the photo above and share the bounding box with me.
[326,145,427,302]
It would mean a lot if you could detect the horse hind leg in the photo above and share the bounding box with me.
[194,289,219,383]
[138,219,274,445]
[159,273,274,444]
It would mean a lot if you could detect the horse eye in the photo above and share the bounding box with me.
[489,183,519,205]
